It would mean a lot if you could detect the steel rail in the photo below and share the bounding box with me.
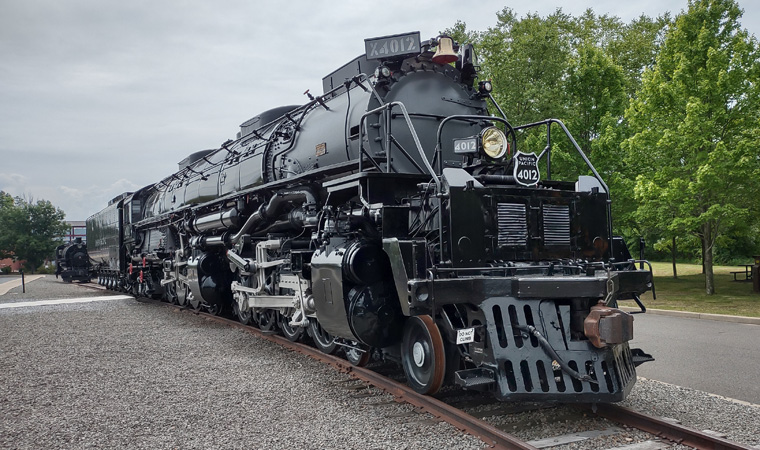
[132,296,537,450]
[587,403,754,450]
[77,284,752,450]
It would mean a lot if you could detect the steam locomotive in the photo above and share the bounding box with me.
[55,238,92,282]
[87,32,654,402]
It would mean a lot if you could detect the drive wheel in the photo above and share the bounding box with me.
[165,282,178,304]
[401,315,445,395]
[188,287,201,310]
[309,318,337,354]
[255,310,277,332]
[206,302,227,316]
[176,284,189,307]
[279,314,304,342]
[233,300,252,325]
[344,341,370,367]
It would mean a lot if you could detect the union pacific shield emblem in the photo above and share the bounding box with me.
[513,151,540,186]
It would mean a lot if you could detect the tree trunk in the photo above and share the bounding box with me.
[701,238,706,274]
[671,236,678,279]
[702,223,715,295]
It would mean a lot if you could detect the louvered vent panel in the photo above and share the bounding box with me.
[543,204,570,246]
[497,203,528,247]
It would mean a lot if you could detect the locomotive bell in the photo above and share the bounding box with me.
[432,36,458,65]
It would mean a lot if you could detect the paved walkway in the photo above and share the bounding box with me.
[621,306,760,325]
[0,295,132,309]
[0,274,46,295]
[631,312,760,404]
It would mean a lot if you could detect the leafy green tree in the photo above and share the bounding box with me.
[606,15,671,98]
[633,179,692,278]
[565,44,627,155]
[444,20,482,48]
[452,9,666,179]
[588,15,670,241]
[0,193,70,273]
[0,191,21,260]
[476,8,574,127]
[624,0,760,294]
[0,191,11,207]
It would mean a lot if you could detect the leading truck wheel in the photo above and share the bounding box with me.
[401,315,446,395]
[344,341,371,367]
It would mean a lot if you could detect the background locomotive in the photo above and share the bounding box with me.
[87,32,653,402]
[55,237,92,283]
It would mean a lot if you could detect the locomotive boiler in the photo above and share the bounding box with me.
[88,32,654,402]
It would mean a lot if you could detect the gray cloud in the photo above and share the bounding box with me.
[1,0,756,220]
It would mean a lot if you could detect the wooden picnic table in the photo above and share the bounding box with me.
[731,264,753,281]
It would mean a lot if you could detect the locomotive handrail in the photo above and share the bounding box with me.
[487,93,509,122]
[358,101,440,190]
[513,118,609,195]
[514,118,613,259]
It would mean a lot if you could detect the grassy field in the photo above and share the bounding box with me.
[618,261,760,317]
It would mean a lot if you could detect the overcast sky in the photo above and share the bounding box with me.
[1,0,757,220]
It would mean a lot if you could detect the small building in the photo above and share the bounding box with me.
[0,257,23,273]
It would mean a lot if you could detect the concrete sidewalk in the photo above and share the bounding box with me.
[621,305,760,325]
[0,274,46,295]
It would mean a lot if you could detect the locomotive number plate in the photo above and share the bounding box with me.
[453,137,478,154]
[365,32,421,60]
[456,327,475,344]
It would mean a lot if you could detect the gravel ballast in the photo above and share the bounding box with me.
[1,277,484,449]
[2,276,759,449]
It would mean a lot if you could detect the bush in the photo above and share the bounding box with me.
[1,266,11,274]
[35,264,54,274]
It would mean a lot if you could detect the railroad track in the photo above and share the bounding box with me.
[80,283,753,450]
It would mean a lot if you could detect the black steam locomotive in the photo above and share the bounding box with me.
[87,32,653,402]
[55,238,92,282]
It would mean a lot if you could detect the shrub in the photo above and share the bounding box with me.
[35,264,54,274]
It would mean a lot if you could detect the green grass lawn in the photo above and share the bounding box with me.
[618,261,760,317]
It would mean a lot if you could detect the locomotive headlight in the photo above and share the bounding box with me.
[480,127,508,160]
[478,80,493,95]
[375,65,392,79]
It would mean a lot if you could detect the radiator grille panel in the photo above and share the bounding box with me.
[497,203,527,247]
[542,204,570,246]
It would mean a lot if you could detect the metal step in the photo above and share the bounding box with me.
[454,367,496,389]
